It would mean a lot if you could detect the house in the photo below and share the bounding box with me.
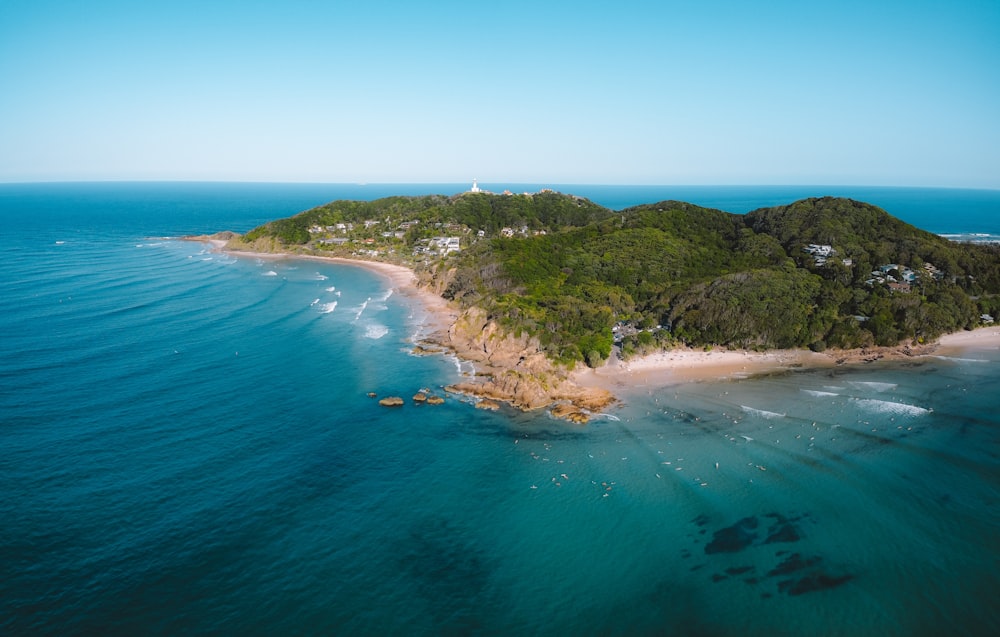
[887,281,912,293]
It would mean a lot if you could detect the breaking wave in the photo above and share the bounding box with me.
[364,323,388,339]
[932,355,990,363]
[319,302,337,314]
[853,398,931,416]
[741,405,786,419]
[849,381,897,392]
[802,389,839,397]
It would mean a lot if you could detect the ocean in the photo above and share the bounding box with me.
[2,182,998,636]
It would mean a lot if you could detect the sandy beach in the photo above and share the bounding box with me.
[575,326,1000,395]
[572,346,837,393]
[218,245,460,344]
[935,326,1000,354]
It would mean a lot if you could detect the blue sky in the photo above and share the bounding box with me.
[1,0,997,187]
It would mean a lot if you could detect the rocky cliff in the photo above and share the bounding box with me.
[440,306,614,419]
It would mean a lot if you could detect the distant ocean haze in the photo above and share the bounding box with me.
[1,182,998,636]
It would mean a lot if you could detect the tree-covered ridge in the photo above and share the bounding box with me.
[240,191,615,246]
[234,192,1000,367]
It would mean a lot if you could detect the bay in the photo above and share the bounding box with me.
[1,183,998,636]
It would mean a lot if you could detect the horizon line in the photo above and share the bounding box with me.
[1,179,998,192]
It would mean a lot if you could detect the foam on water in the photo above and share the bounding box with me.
[319,301,337,314]
[314,273,328,280]
[741,405,786,419]
[801,389,839,397]
[849,380,897,392]
[933,355,990,363]
[852,397,931,416]
[325,286,336,292]
[363,323,388,339]
[354,298,370,321]
[262,270,278,277]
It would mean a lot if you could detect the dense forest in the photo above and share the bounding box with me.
[233,191,1000,367]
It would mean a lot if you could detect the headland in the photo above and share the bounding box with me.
[187,234,1000,423]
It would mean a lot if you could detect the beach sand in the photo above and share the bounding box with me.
[572,347,836,393]
[219,245,459,344]
[575,326,1000,395]
[936,325,1000,354]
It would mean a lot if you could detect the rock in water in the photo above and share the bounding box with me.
[378,396,404,407]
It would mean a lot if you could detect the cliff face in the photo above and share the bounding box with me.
[443,307,614,415]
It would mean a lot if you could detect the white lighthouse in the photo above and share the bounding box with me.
[470,179,481,193]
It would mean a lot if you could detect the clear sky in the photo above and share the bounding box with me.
[1,0,998,187]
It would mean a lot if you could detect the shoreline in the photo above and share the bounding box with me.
[217,243,461,350]
[199,239,1000,413]
[574,327,1000,398]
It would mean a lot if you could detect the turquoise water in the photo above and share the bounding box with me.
[2,183,998,635]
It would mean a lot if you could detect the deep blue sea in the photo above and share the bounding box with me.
[2,182,999,636]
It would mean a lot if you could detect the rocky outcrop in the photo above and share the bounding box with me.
[378,396,404,407]
[434,306,614,417]
[550,403,590,425]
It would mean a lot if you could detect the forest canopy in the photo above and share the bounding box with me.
[237,192,1000,367]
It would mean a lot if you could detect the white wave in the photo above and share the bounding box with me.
[590,413,621,422]
[320,301,337,314]
[741,405,786,419]
[377,288,394,302]
[853,398,931,416]
[932,355,990,363]
[802,389,839,397]
[314,273,328,281]
[201,257,213,261]
[310,298,320,306]
[364,323,388,339]
[55,241,66,245]
[262,270,278,277]
[849,381,897,392]
[325,286,336,292]
[354,298,371,321]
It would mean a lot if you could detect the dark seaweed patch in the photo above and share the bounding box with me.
[778,573,853,596]
[725,566,754,576]
[767,553,822,577]
[704,516,759,554]
[763,521,801,544]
